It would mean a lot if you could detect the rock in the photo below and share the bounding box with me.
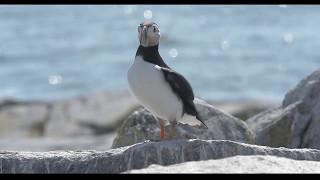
[247,69,320,149]
[0,101,50,138]
[246,102,300,148]
[112,100,255,149]
[283,70,320,107]
[282,69,320,149]
[0,90,139,138]
[2,139,320,173]
[127,155,320,173]
[45,90,139,137]
[0,99,22,109]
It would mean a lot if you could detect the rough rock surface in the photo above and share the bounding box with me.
[2,139,320,173]
[283,70,320,107]
[282,69,320,149]
[247,102,300,148]
[127,155,320,173]
[112,100,255,149]
[247,69,320,149]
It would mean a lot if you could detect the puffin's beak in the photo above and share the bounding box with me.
[143,26,147,38]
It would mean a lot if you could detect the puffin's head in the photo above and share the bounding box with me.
[138,20,161,47]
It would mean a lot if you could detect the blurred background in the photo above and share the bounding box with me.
[0,5,319,151]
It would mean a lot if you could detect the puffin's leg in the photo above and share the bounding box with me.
[169,120,178,139]
[159,118,167,140]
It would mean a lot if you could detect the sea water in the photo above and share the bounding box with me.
[0,5,319,102]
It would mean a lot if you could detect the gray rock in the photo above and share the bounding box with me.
[2,139,320,173]
[127,155,320,173]
[45,90,139,137]
[282,69,320,149]
[283,69,320,107]
[0,102,50,138]
[247,69,320,149]
[112,100,255,149]
[246,102,300,147]
[0,90,139,139]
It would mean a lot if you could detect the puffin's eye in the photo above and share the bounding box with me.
[153,26,157,32]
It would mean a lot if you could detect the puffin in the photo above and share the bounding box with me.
[127,20,208,140]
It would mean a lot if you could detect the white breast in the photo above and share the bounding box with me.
[127,56,183,122]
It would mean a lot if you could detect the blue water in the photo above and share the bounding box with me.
[0,5,319,102]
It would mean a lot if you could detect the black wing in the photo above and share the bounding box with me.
[159,67,208,128]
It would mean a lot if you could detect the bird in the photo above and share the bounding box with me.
[127,20,208,140]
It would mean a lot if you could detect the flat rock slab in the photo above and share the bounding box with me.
[127,155,320,173]
[1,139,320,173]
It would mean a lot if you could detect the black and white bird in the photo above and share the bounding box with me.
[128,20,207,140]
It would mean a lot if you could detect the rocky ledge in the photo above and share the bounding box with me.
[1,139,320,173]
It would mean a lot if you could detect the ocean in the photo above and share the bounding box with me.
[0,5,319,102]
